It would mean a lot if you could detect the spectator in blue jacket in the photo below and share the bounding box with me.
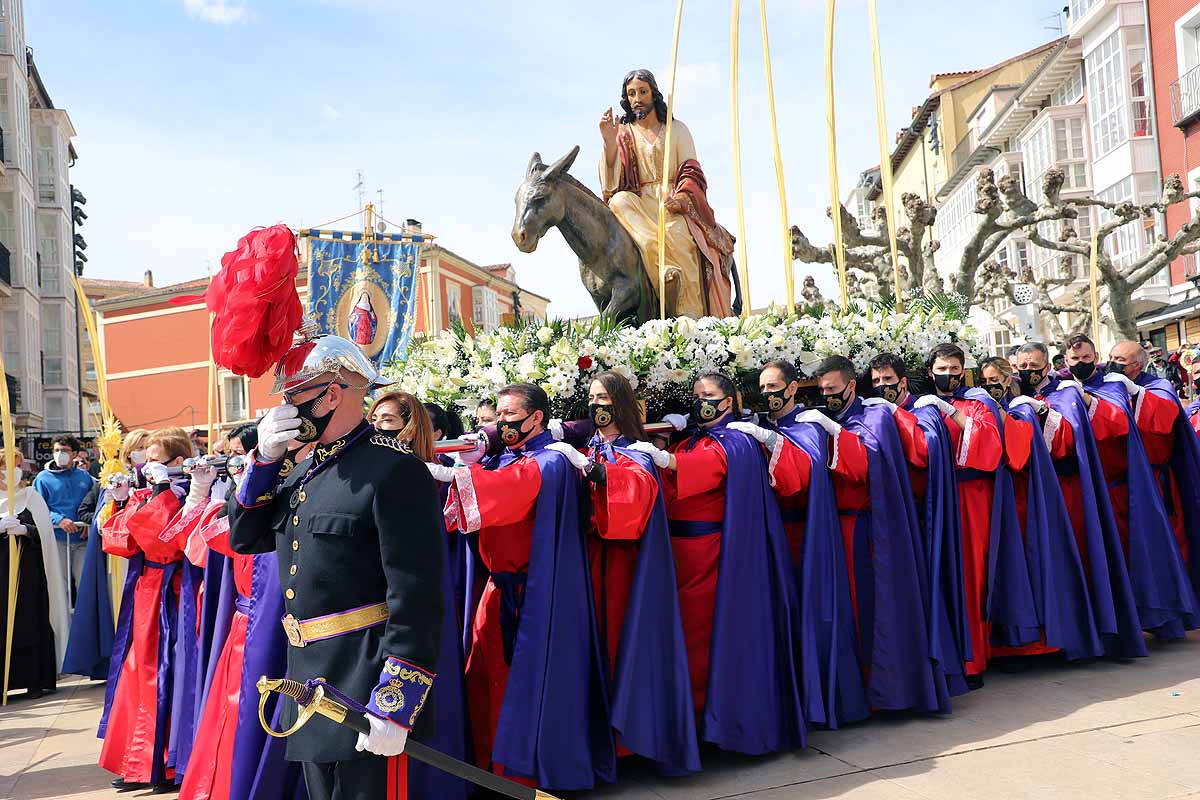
[32,435,95,601]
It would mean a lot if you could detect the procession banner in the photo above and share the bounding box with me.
[304,231,422,368]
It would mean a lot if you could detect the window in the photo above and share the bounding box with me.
[44,396,63,431]
[1069,0,1096,21]
[36,128,55,203]
[1128,46,1152,138]
[42,354,62,386]
[1014,241,1031,272]
[223,375,247,420]
[446,282,462,324]
[1020,122,1052,203]
[1,310,16,365]
[1095,177,1154,271]
[472,285,500,332]
[38,257,58,293]
[1085,32,1128,157]
[41,302,61,355]
[1051,66,1084,107]
[1054,116,1088,189]
[0,1,8,55]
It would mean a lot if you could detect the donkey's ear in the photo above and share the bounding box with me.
[527,152,545,176]
[541,145,581,181]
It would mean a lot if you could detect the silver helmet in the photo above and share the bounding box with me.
[270,331,393,395]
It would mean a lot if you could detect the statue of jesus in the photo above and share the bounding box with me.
[599,69,736,319]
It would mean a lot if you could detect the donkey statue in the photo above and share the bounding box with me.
[512,146,656,323]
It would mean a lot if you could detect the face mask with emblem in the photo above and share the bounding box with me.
[761,386,792,414]
[877,381,902,405]
[498,413,534,447]
[691,396,726,425]
[1017,368,1045,396]
[985,382,1008,402]
[589,403,614,429]
[932,373,963,394]
[291,380,342,444]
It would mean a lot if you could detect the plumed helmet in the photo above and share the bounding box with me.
[270,323,393,395]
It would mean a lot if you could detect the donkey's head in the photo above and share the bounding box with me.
[512,146,579,253]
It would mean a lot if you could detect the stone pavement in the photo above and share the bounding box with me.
[2,635,1199,799]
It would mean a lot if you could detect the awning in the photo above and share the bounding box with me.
[1136,295,1200,328]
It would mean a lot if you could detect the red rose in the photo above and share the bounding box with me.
[577,355,594,370]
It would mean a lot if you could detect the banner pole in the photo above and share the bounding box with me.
[658,0,686,320]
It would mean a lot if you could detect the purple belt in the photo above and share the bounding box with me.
[669,519,721,538]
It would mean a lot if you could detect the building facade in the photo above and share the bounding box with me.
[0,1,82,440]
[93,246,549,434]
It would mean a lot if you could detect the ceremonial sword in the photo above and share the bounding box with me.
[257,676,560,800]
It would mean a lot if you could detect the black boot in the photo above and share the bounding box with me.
[111,778,147,792]
[966,673,985,691]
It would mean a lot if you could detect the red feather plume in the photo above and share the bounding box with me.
[205,225,304,378]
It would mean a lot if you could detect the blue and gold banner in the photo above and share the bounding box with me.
[305,232,422,367]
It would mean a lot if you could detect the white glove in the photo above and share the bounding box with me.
[546,442,590,471]
[186,462,218,507]
[257,405,303,462]
[457,432,487,466]
[862,397,897,413]
[110,483,131,502]
[797,409,842,436]
[142,462,170,485]
[727,421,772,444]
[426,462,454,482]
[548,418,565,441]
[1009,396,1046,413]
[663,413,689,431]
[1103,372,1142,395]
[209,478,231,504]
[0,515,25,537]
[914,394,956,416]
[1055,379,1084,393]
[628,440,671,469]
[355,714,408,757]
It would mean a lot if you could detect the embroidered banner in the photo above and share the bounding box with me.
[305,232,422,368]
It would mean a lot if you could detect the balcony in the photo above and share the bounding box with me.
[1170,65,1200,128]
[0,241,10,291]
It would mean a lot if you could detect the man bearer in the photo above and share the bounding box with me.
[230,333,445,800]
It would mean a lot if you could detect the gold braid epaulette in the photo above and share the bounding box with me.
[370,434,412,454]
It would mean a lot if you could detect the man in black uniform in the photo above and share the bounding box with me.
[229,333,444,800]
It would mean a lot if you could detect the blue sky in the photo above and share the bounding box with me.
[28,0,1067,317]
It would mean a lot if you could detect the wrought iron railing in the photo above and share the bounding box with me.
[1170,64,1200,128]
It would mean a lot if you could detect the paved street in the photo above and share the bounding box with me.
[2,635,1200,799]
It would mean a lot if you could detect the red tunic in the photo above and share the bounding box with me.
[824,429,872,634]
[1191,409,1200,437]
[98,488,185,784]
[1087,396,1138,556]
[893,408,930,500]
[584,448,658,676]
[178,500,253,800]
[766,437,812,567]
[941,398,1003,675]
[661,436,726,716]
[1134,389,1189,564]
[446,458,542,779]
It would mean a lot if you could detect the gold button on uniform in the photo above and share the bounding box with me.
[292,515,300,526]
[292,540,299,551]
[285,588,295,600]
[289,565,297,576]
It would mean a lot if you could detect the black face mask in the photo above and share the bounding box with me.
[692,397,727,425]
[293,382,338,443]
[822,385,851,417]
[589,403,614,429]
[1193,379,1200,393]
[1106,361,1129,377]
[932,373,963,394]
[761,387,793,414]
[877,381,902,405]
[1069,361,1097,382]
[498,414,534,447]
[984,383,1008,402]
[1017,368,1045,395]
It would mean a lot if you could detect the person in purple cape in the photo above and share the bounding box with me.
[1108,341,1200,599]
[1061,335,1199,640]
[812,355,950,712]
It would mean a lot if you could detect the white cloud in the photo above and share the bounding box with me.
[322,104,342,121]
[183,0,249,24]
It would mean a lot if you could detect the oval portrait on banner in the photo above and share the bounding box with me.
[335,281,392,359]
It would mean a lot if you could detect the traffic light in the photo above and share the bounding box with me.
[71,185,87,275]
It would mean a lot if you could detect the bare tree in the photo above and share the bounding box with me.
[792,168,1200,341]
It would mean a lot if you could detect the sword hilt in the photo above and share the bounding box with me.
[256,676,362,737]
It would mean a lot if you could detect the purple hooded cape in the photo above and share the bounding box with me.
[1082,370,1199,637]
[953,388,1041,648]
[1004,400,1103,659]
[909,406,971,695]
[771,410,868,729]
[596,437,701,775]
[691,418,806,753]
[62,492,115,679]
[167,559,205,778]
[1135,373,1200,599]
[839,399,949,714]
[1043,380,1147,658]
[490,432,616,790]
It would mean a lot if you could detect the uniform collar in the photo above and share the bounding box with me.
[312,420,371,465]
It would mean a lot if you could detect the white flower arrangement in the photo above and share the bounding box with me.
[386,301,984,419]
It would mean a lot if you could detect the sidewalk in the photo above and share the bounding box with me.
[2,635,1199,799]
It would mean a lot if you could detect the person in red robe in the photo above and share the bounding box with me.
[98,427,194,791]
[914,344,1014,686]
[442,383,614,790]
[347,291,377,346]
